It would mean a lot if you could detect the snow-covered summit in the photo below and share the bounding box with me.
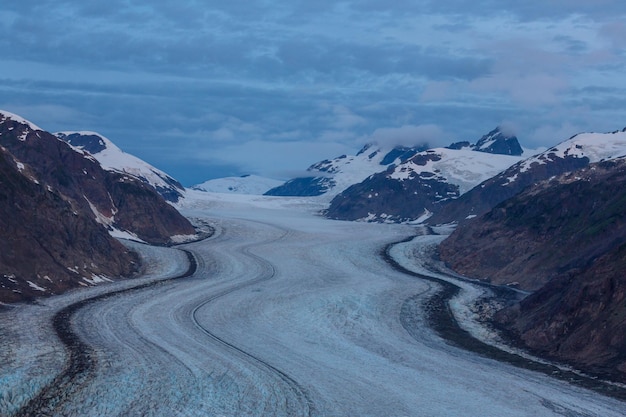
[56,131,186,202]
[0,110,43,132]
[268,126,526,203]
[388,146,524,194]
[192,175,283,195]
[518,128,626,173]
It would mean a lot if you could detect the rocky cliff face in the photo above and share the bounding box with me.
[472,127,523,155]
[439,158,626,380]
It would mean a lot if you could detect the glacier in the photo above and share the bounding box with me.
[1,191,625,416]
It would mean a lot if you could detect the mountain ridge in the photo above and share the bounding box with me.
[56,131,186,202]
[428,127,626,225]
[325,127,527,222]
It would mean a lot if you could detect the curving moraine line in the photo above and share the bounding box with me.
[190,232,315,417]
[15,250,197,417]
[384,237,626,402]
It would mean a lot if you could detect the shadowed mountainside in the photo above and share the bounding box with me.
[439,158,626,380]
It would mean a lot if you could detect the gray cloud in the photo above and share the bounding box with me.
[1,0,625,184]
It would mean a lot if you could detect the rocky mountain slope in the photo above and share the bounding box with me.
[56,131,186,202]
[439,157,626,380]
[0,111,196,302]
[429,128,626,225]
[325,127,525,222]
[0,126,138,302]
[265,143,426,198]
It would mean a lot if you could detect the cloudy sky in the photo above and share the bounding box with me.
[2,1,626,185]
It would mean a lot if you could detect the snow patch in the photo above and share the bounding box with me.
[27,281,47,292]
[83,275,113,285]
[169,234,198,244]
[84,197,115,228]
[109,227,146,243]
[193,175,283,195]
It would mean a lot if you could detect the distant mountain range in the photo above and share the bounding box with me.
[0,111,196,302]
[265,143,429,198]
[324,127,527,222]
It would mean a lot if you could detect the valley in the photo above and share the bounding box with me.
[2,192,624,416]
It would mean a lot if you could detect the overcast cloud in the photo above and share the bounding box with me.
[2,1,625,184]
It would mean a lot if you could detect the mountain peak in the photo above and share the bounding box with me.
[473,126,523,156]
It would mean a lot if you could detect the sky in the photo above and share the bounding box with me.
[2,1,626,185]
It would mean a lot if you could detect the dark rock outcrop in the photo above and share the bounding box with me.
[472,127,523,156]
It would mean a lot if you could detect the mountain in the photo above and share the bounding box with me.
[0,113,141,302]
[429,128,626,225]
[193,174,283,195]
[325,127,526,222]
[264,143,426,198]
[56,131,185,202]
[0,113,196,246]
[438,157,626,380]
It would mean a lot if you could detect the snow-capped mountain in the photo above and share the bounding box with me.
[193,174,283,195]
[56,131,185,202]
[429,127,626,225]
[0,110,196,302]
[264,144,426,199]
[325,127,527,222]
